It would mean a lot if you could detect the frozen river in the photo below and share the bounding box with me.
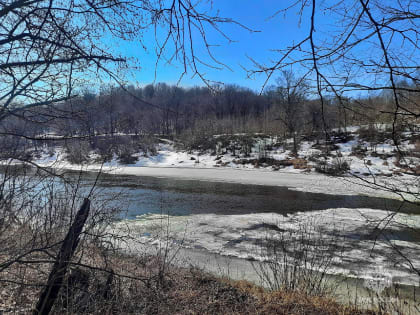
[63,171,420,289]
[4,165,420,305]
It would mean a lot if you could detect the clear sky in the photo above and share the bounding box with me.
[113,0,418,94]
[119,0,313,91]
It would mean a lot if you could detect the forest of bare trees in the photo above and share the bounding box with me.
[2,76,416,153]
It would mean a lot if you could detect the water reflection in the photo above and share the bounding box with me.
[75,171,420,220]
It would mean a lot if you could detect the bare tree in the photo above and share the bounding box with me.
[271,70,309,155]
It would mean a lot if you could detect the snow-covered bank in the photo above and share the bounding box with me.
[31,157,418,201]
[111,208,420,287]
[30,125,419,200]
[34,126,420,178]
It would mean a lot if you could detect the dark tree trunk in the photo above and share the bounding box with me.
[33,198,91,315]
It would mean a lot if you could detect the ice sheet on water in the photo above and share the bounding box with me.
[112,208,420,286]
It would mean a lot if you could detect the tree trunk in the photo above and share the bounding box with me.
[292,133,298,156]
[33,198,91,315]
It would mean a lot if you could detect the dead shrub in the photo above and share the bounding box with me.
[413,139,420,156]
[291,158,308,169]
[252,218,344,297]
[351,143,368,158]
[314,157,350,176]
[66,140,91,164]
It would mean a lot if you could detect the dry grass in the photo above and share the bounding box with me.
[223,279,378,315]
[291,158,309,170]
[0,242,383,315]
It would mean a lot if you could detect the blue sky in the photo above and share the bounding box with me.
[113,0,418,94]
[120,1,313,91]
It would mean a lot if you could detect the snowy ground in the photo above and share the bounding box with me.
[9,126,420,290]
[28,128,419,201]
[32,126,419,201]
[111,208,420,287]
[35,127,419,175]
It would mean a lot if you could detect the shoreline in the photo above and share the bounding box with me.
[112,208,420,287]
[110,229,419,309]
[32,161,418,201]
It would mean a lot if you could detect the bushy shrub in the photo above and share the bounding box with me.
[359,124,404,145]
[92,136,115,162]
[311,141,339,154]
[351,143,367,158]
[357,124,382,143]
[383,124,405,143]
[139,136,158,156]
[178,129,217,153]
[118,151,138,164]
[238,135,255,157]
[66,141,91,164]
[314,157,350,175]
[330,131,354,144]
[253,218,343,296]
[117,146,138,164]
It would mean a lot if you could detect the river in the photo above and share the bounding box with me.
[3,166,420,308]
